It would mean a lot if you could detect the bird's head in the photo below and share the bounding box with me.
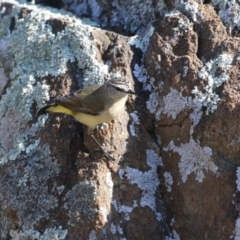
[106,77,135,98]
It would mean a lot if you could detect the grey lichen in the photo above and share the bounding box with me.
[192,53,233,114]
[5,2,107,84]
[64,182,97,224]
[128,25,154,53]
[211,0,240,32]
[0,0,110,237]
[0,145,60,230]
[175,0,204,23]
[113,150,163,221]
[10,226,68,240]
[112,0,166,33]
[63,0,166,33]
[0,1,108,165]
[164,138,218,183]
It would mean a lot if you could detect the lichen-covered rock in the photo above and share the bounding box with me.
[62,0,167,33]
[0,1,168,239]
[2,0,240,239]
[137,2,240,240]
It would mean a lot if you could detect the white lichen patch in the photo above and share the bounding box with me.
[64,182,97,224]
[98,171,113,224]
[113,149,163,221]
[117,225,124,235]
[192,53,233,114]
[88,0,102,23]
[147,87,202,125]
[176,0,204,23]
[110,223,117,234]
[105,171,114,193]
[236,167,240,192]
[164,11,193,44]
[211,0,240,31]
[133,63,148,86]
[56,185,65,195]
[128,25,155,52]
[234,167,240,239]
[110,223,124,236]
[164,172,173,192]
[0,115,48,164]
[189,99,203,135]
[146,92,161,117]
[234,218,240,240]
[112,200,134,221]
[0,65,7,95]
[164,138,218,183]
[178,16,193,32]
[118,168,125,180]
[88,230,97,240]
[160,88,190,120]
[129,111,140,137]
[10,226,68,240]
[165,230,181,240]
[133,64,156,92]
[172,230,181,240]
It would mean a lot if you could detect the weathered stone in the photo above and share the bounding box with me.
[1,0,240,239]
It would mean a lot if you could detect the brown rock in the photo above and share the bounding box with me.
[1,0,240,239]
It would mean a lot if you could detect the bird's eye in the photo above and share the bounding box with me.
[115,87,124,92]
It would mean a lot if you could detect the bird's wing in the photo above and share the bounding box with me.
[56,84,104,115]
[73,85,101,99]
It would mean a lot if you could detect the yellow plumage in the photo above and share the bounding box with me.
[46,105,74,116]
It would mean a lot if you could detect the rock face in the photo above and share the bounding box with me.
[1,0,240,239]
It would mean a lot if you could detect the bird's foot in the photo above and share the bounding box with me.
[90,135,115,160]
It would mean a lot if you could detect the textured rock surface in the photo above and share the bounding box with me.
[1,0,240,239]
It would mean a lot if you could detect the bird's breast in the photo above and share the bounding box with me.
[74,95,128,130]
[107,95,128,118]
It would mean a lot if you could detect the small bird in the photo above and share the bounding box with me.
[37,77,135,134]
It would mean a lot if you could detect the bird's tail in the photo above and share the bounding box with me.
[36,104,74,117]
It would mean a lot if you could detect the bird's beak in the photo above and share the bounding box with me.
[128,89,136,95]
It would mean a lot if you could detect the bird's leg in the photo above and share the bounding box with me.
[90,134,114,160]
